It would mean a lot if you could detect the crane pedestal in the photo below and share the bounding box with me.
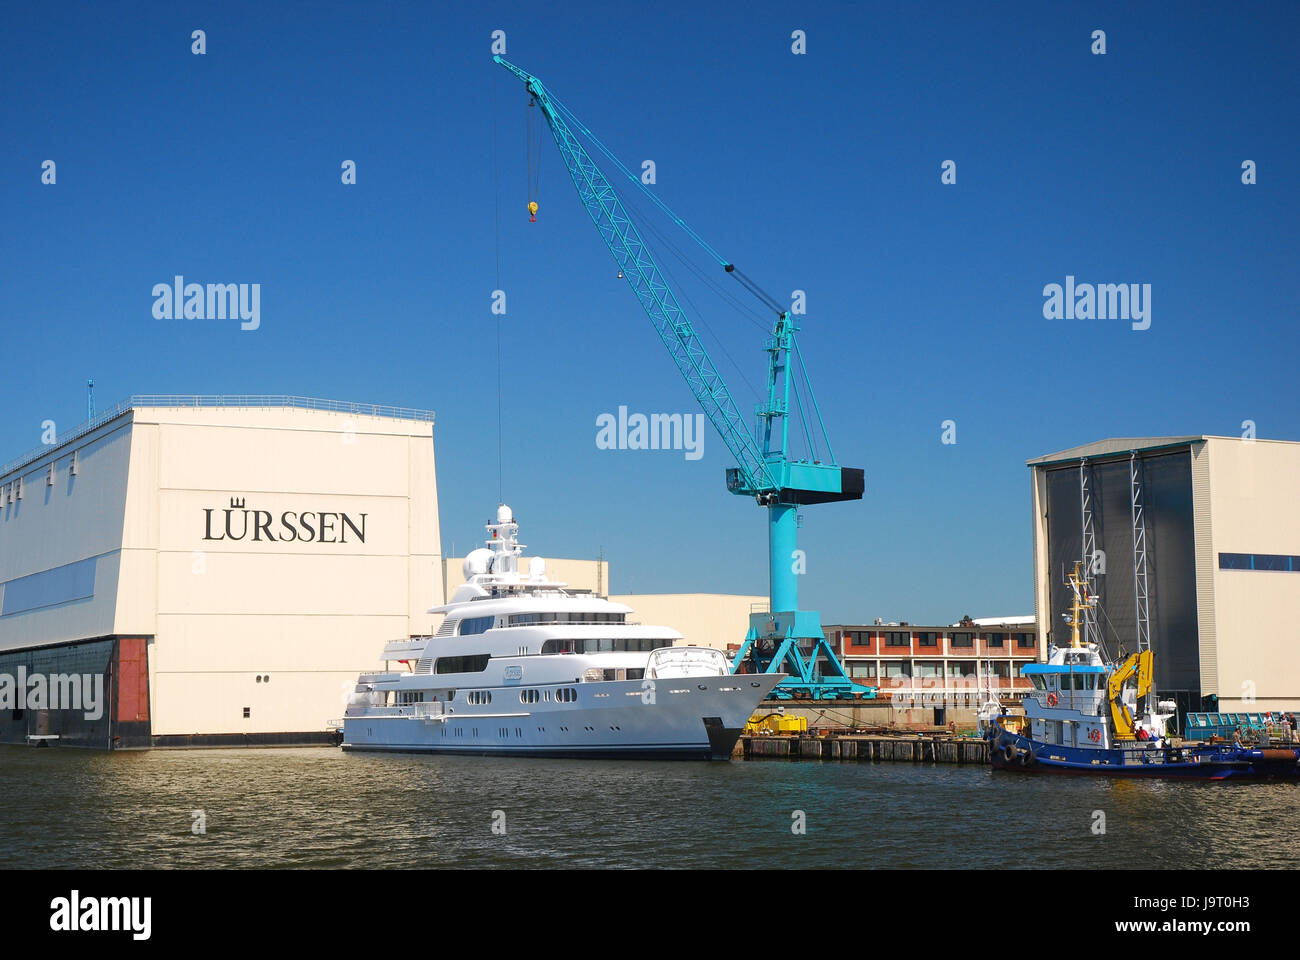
[733,610,876,701]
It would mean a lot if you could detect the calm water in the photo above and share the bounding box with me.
[2,745,1296,869]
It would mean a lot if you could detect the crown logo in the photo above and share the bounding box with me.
[229,496,246,509]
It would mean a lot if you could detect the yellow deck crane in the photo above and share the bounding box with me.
[1108,650,1154,740]
[1065,560,1154,739]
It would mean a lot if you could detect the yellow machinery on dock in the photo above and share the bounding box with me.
[746,712,808,736]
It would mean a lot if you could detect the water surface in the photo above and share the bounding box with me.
[2,746,1295,869]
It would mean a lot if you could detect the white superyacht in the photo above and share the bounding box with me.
[342,505,782,759]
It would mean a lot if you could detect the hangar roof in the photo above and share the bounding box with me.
[1,395,435,482]
[1026,436,1205,467]
[1026,434,1299,468]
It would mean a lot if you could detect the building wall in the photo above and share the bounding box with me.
[1203,437,1300,710]
[1038,449,1200,699]
[831,625,1038,701]
[608,593,767,651]
[138,406,440,736]
[1,403,441,741]
[1031,468,1050,657]
[0,416,134,650]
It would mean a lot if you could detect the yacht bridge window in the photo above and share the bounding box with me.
[458,616,495,636]
[540,637,674,654]
[510,612,627,626]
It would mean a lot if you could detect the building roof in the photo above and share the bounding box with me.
[1,395,436,481]
[1027,434,1299,468]
[1026,436,1204,467]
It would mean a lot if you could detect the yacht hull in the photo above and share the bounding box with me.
[342,674,782,760]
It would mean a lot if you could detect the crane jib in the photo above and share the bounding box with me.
[493,57,860,503]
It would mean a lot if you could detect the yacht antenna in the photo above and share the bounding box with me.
[491,68,505,506]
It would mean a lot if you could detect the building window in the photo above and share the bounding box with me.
[883,661,911,678]
[915,660,943,678]
[848,662,877,679]
[916,632,937,647]
[950,632,973,648]
[242,707,250,718]
[984,633,1005,648]
[1219,552,1297,571]
[1016,633,1036,648]
[885,632,909,647]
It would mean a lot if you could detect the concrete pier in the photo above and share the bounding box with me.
[739,734,990,764]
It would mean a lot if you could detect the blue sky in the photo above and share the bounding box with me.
[2,1,1296,625]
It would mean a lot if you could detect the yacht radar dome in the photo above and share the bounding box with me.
[463,548,493,578]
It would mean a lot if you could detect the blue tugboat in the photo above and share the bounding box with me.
[986,563,1300,781]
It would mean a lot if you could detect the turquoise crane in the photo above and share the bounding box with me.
[495,57,873,699]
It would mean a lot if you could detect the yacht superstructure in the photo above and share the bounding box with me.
[342,505,782,759]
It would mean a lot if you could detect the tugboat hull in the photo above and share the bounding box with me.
[987,723,1300,781]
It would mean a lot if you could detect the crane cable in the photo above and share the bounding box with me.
[549,92,788,319]
[546,88,826,461]
[620,186,765,404]
[526,95,542,215]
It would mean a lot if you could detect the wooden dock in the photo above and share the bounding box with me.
[740,734,990,764]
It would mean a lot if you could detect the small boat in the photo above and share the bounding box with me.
[985,563,1300,780]
[341,504,784,759]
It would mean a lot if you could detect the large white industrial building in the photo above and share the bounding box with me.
[1028,435,1300,716]
[0,397,441,747]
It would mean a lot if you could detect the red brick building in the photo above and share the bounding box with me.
[825,621,1038,705]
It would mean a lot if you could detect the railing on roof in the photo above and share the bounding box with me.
[1,394,435,479]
